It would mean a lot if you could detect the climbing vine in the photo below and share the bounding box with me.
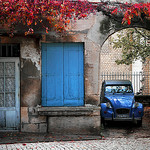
[110,2,150,25]
[0,0,150,36]
[0,0,95,36]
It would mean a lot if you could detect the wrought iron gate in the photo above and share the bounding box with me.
[100,72,150,95]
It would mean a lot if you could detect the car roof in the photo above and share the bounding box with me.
[104,80,132,85]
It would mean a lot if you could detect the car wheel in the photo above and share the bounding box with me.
[137,119,142,127]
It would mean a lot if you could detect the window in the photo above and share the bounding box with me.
[0,44,20,57]
[105,85,133,93]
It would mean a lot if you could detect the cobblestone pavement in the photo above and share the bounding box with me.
[0,107,149,150]
[0,138,150,150]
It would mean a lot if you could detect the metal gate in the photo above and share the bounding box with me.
[100,72,150,95]
[42,43,84,106]
[0,58,20,130]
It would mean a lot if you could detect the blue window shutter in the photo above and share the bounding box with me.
[46,43,64,106]
[63,43,84,106]
[42,43,84,106]
[41,43,47,106]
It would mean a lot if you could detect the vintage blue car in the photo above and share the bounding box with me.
[100,80,144,126]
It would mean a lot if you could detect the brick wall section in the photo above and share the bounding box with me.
[100,34,131,73]
[142,57,150,95]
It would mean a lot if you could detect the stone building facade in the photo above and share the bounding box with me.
[0,13,103,134]
[0,6,149,134]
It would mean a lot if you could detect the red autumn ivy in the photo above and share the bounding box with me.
[0,0,95,35]
[111,2,150,25]
[0,0,150,36]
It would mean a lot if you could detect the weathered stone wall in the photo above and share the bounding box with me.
[0,13,103,133]
[21,107,47,133]
[38,107,100,135]
[0,36,46,132]
[20,38,47,132]
[41,13,103,106]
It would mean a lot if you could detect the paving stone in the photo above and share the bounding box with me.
[0,138,150,150]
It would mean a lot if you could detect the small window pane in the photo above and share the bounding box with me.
[0,94,4,107]
[5,93,15,107]
[7,45,12,57]
[0,44,20,57]
[2,45,6,57]
[12,45,20,57]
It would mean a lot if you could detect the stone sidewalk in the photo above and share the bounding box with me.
[0,138,150,150]
[0,133,102,144]
[0,107,149,149]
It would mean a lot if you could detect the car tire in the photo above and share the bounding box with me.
[137,119,142,127]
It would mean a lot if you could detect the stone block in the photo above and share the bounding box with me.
[21,123,39,133]
[29,116,46,124]
[21,107,29,123]
[40,123,47,133]
[28,107,38,115]
[48,116,100,135]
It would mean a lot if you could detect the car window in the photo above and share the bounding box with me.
[105,85,133,93]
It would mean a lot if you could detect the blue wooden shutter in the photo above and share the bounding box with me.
[63,43,84,106]
[41,43,47,106]
[42,43,84,106]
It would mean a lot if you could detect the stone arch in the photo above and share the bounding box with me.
[98,15,150,47]
[98,14,150,97]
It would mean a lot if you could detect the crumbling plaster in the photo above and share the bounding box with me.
[20,38,41,71]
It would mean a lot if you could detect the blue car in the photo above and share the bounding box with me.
[100,80,144,126]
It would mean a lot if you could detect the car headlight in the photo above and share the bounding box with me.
[106,102,112,108]
[133,102,139,108]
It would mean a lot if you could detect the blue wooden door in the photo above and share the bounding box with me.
[42,43,84,106]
